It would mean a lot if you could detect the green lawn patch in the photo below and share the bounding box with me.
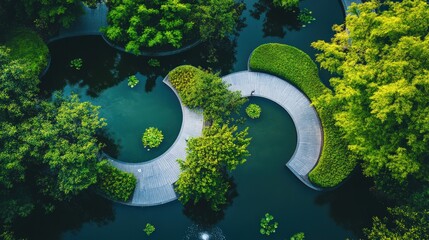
[4,27,49,75]
[249,43,356,188]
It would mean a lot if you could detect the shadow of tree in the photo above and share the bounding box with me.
[314,169,387,238]
[182,177,238,227]
[250,0,301,38]
[12,191,114,240]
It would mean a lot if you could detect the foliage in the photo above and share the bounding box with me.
[104,0,242,53]
[273,0,299,10]
[169,65,247,123]
[298,9,315,27]
[4,28,49,75]
[246,104,262,119]
[96,160,136,202]
[260,213,278,236]
[147,58,160,67]
[1,0,83,31]
[144,223,156,236]
[311,0,429,187]
[176,124,251,211]
[249,43,356,187]
[364,206,429,239]
[70,58,83,70]
[290,232,305,240]
[127,75,139,88]
[142,127,164,149]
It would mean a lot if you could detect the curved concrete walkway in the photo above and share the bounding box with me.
[222,71,323,190]
[104,77,204,206]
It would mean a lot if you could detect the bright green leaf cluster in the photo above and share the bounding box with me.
[260,213,278,236]
[127,75,139,88]
[143,223,156,236]
[246,104,262,119]
[312,0,429,186]
[175,124,251,211]
[142,127,164,149]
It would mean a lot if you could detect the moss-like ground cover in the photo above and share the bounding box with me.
[249,43,356,188]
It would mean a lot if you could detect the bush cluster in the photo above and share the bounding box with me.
[249,43,356,187]
[246,104,262,119]
[4,28,49,75]
[142,127,164,149]
[96,160,137,202]
[169,65,246,123]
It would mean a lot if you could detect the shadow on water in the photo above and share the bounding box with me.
[314,168,387,238]
[183,177,238,227]
[250,0,301,38]
[96,128,121,159]
[12,192,114,240]
[40,35,241,99]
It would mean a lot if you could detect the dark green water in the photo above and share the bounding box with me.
[29,0,386,239]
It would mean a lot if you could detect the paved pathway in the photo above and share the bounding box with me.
[223,71,323,190]
[104,77,204,206]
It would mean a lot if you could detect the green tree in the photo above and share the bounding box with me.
[175,124,251,211]
[312,0,429,187]
[365,206,429,239]
[104,0,242,53]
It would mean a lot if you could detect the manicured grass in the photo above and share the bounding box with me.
[4,27,49,75]
[249,43,356,188]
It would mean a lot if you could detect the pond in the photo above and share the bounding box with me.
[22,0,386,239]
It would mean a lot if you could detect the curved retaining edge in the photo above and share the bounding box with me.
[222,71,323,190]
[103,77,204,206]
[101,34,203,57]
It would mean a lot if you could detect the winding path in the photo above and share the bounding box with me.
[104,77,204,206]
[223,71,323,190]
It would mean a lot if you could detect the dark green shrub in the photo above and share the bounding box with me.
[96,160,137,202]
[249,43,356,188]
[246,104,262,119]
[4,28,49,75]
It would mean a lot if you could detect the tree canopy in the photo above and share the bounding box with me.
[0,45,134,231]
[175,124,251,211]
[312,0,429,186]
[104,0,243,53]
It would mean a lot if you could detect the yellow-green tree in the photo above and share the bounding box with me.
[176,124,251,211]
[312,0,429,187]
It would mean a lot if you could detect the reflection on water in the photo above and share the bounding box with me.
[250,0,301,38]
[184,225,226,240]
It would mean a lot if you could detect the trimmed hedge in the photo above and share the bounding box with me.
[249,43,356,188]
[97,160,137,202]
[4,28,49,75]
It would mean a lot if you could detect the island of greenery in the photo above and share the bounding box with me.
[103,0,244,54]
